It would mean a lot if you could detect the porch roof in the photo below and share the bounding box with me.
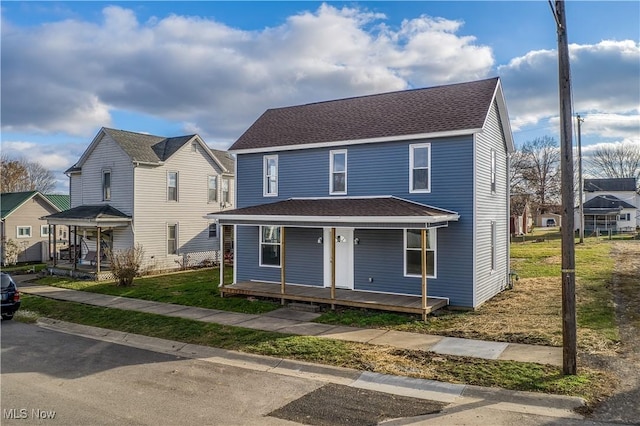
[209,196,459,228]
[42,204,132,227]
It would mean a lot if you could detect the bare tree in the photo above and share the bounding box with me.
[0,155,56,193]
[587,143,640,189]
[520,136,561,214]
[509,150,530,194]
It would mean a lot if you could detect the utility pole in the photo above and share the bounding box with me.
[577,115,585,243]
[553,0,577,375]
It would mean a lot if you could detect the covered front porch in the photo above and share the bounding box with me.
[221,280,448,315]
[211,197,459,320]
[42,204,132,280]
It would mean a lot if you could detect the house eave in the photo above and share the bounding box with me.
[229,128,482,154]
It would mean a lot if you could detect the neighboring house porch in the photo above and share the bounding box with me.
[582,195,637,234]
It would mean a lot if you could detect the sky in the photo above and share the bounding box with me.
[1,1,639,193]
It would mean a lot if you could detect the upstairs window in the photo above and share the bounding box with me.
[260,226,281,267]
[102,169,111,201]
[330,150,347,195]
[208,176,218,203]
[264,155,278,196]
[490,149,496,193]
[167,172,178,201]
[41,225,50,237]
[404,229,436,277]
[222,178,230,204]
[410,143,431,193]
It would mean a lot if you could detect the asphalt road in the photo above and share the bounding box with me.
[0,321,443,425]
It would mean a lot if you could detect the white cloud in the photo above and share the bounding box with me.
[499,40,640,139]
[1,4,494,141]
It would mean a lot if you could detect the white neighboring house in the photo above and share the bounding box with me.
[576,178,639,233]
[44,128,235,276]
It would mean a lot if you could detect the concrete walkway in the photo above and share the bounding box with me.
[17,278,562,367]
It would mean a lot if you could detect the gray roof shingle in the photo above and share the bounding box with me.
[584,178,637,192]
[230,77,500,151]
[103,128,196,164]
[583,195,636,210]
[44,204,131,220]
[214,197,457,219]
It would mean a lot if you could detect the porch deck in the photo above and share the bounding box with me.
[220,281,448,315]
[46,261,114,281]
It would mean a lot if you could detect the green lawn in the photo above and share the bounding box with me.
[37,268,279,314]
[17,295,613,403]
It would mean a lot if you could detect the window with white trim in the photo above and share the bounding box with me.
[102,169,111,201]
[167,224,178,255]
[167,172,178,201]
[404,229,436,277]
[260,226,281,267]
[490,149,496,193]
[41,225,50,237]
[208,175,218,203]
[409,143,431,193]
[490,221,496,271]
[17,226,32,238]
[263,155,278,196]
[222,178,230,204]
[330,150,347,195]
[208,223,218,238]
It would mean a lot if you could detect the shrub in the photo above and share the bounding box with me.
[106,244,144,287]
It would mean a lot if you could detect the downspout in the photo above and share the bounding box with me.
[506,153,511,286]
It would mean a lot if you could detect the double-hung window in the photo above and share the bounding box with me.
[208,223,218,238]
[222,178,230,204]
[41,225,50,237]
[17,226,32,238]
[490,149,496,193]
[208,176,218,203]
[330,150,347,195]
[102,169,111,201]
[490,221,496,271]
[167,172,178,201]
[260,226,281,267]
[264,155,278,196]
[404,229,436,277]
[167,224,178,255]
[409,143,430,193]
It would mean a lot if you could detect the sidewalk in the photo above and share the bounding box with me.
[17,277,563,367]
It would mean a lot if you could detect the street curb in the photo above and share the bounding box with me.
[35,317,586,415]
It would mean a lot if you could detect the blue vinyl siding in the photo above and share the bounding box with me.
[235,136,476,306]
[236,226,323,286]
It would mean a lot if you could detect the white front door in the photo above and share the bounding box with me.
[323,228,354,289]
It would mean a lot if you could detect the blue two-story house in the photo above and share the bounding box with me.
[210,77,514,317]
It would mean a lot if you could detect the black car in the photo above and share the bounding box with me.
[1,272,21,320]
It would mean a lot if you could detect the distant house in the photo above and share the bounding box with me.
[209,77,514,315]
[510,194,532,235]
[43,128,235,278]
[577,178,639,233]
[1,191,70,264]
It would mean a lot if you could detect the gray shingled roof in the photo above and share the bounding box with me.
[213,197,458,220]
[210,148,235,173]
[44,204,131,220]
[584,178,637,192]
[583,195,636,210]
[103,128,196,164]
[230,77,500,151]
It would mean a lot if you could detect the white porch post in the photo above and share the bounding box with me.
[421,228,428,322]
[219,224,224,291]
[330,227,336,310]
[280,227,286,305]
[96,226,101,275]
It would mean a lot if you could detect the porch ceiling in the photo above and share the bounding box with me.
[209,196,459,229]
